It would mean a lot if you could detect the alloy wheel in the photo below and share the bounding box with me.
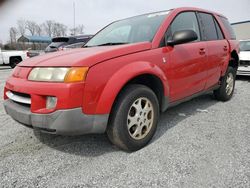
[127,97,154,140]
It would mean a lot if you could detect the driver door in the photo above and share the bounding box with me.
[166,12,208,102]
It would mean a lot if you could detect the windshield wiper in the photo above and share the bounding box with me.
[84,42,128,48]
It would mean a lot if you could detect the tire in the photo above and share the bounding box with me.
[9,58,21,68]
[214,66,236,101]
[107,84,159,151]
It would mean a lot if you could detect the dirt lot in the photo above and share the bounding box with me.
[0,66,249,188]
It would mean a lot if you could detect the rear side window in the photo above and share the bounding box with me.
[214,19,224,40]
[167,12,201,41]
[198,13,218,41]
[219,17,236,40]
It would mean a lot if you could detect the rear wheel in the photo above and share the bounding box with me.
[107,84,159,151]
[214,66,236,101]
[9,57,21,68]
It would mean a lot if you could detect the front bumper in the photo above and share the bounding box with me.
[4,99,109,135]
[237,66,250,76]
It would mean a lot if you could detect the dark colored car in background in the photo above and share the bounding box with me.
[45,35,93,53]
[63,42,86,50]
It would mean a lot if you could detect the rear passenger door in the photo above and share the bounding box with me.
[197,12,229,89]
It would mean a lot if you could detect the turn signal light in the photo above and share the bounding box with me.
[64,67,89,83]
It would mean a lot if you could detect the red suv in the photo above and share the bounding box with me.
[4,7,239,151]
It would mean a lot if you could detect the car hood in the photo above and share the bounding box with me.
[19,42,152,67]
[239,51,250,61]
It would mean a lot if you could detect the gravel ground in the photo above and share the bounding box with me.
[0,66,249,188]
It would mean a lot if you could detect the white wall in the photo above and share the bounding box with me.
[232,22,250,40]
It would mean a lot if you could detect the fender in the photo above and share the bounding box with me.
[83,61,169,114]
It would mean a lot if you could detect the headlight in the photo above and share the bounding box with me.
[28,67,89,82]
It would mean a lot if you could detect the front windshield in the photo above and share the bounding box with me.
[240,41,250,51]
[85,11,170,47]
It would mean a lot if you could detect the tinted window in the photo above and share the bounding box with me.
[219,17,236,40]
[168,12,201,41]
[214,19,224,40]
[198,13,217,41]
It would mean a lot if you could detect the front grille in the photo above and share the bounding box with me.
[11,91,30,98]
[7,90,31,108]
[240,60,250,66]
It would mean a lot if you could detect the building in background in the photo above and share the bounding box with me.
[231,21,250,40]
[17,35,52,50]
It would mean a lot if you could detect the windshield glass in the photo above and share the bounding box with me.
[240,41,250,51]
[85,11,170,47]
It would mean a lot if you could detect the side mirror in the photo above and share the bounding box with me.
[166,30,198,46]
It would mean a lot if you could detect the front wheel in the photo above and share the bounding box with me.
[107,84,159,151]
[214,66,236,101]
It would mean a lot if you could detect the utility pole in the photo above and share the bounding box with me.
[73,1,76,35]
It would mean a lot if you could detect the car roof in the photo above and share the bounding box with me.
[113,7,227,24]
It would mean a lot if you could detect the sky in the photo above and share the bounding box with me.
[0,0,249,43]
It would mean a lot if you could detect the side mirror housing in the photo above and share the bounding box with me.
[166,30,198,46]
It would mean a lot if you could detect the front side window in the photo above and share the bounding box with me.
[167,12,201,41]
[85,11,170,47]
[198,13,218,41]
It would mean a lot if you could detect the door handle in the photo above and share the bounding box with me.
[223,46,228,51]
[199,48,206,55]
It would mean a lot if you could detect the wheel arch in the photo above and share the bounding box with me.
[229,50,239,69]
[119,74,169,112]
[221,50,239,77]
